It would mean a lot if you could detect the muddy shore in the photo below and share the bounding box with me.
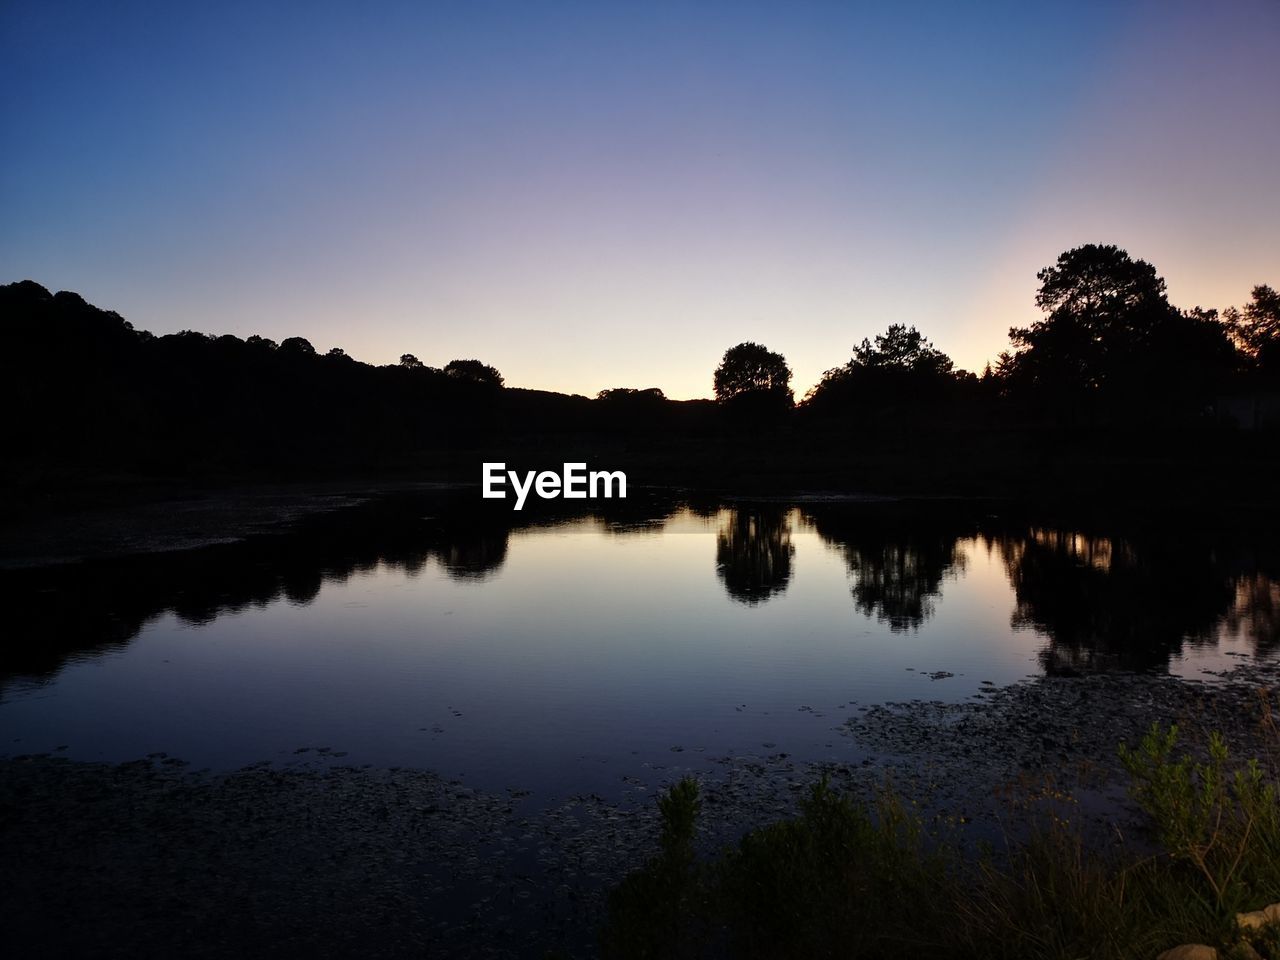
[3,659,1276,959]
[0,480,469,570]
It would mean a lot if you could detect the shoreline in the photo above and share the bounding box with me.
[4,660,1276,958]
[4,476,1280,573]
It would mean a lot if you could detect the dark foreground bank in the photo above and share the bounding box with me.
[3,660,1277,959]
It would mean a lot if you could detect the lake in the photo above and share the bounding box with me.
[3,490,1277,803]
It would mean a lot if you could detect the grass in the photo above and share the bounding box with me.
[601,704,1280,960]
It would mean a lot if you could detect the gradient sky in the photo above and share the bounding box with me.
[2,1,1277,399]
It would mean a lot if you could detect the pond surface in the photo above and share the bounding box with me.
[3,492,1277,800]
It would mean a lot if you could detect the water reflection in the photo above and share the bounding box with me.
[804,506,971,632]
[715,507,795,604]
[1,493,522,691]
[3,495,1280,700]
[1227,574,1280,654]
[0,492,693,695]
[995,527,1250,674]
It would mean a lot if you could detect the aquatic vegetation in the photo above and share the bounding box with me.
[603,717,1280,960]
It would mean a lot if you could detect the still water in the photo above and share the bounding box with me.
[3,493,1277,799]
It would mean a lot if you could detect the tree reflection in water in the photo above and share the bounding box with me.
[803,506,970,632]
[804,505,1280,671]
[1226,574,1280,655]
[715,507,795,605]
[996,527,1254,674]
[5,497,1280,697]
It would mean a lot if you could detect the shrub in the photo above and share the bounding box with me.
[1120,724,1280,914]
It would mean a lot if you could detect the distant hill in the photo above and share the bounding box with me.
[0,280,721,482]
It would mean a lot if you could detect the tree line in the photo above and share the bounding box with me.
[1,242,1276,484]
[712,245,1278,428]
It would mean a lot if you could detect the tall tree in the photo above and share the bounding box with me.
[1225,284,1280,377]
[713,342,792,405]
[999,244,1235,421]
[804,324,955,412]
[849,323,953,377]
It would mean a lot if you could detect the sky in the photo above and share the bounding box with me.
[2,0,1277,400]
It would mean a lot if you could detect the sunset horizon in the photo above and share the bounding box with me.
[4,0,1276,400]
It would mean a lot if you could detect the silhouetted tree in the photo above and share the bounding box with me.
[323,347,357,367]
[805,324,955,412]
[591,387,672,438]
[2,273,1274,489]
[279,337,316,357]
[998,244,1236,423]
[444,358,504,387]
[1225,284,1280,378]
[852,324,953,377]
[597,387,666,401]
[713,342,793,422]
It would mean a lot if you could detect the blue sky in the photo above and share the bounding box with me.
[3,0,1277,397]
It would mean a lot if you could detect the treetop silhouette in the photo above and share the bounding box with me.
[997,244,1238,422]
[804,323,958,412]
[1225,284,1280,378]
[2,241,1276,483]
[444,359,504,388]
[713,342,793,405]
[597,387,666,402]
